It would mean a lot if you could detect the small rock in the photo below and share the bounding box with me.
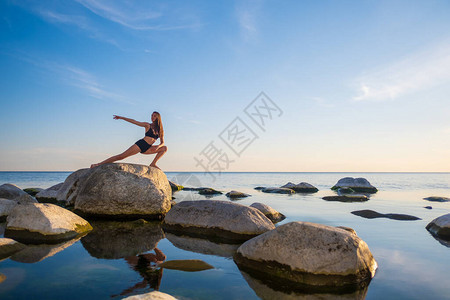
[331,177,378,193]
[253,187,265,190]
[35,183,64,203]
[122,291,177,300]
[197,188,222,195]
[0,238,26,260]
[426,213,450,240]
[169,181,184,192]
[250,203,285,223]
[423,196,450,203]
[23,188,43,196]
[351,210,421,221]
[280,182,318,193]
[226,191,251,199]
[5,203,93,244]
[424,206,433,210]
[323,195,369,202]
[0,184,28,200]
[163,200,275,243]
[261,187,295,194]
[158,259,214,272]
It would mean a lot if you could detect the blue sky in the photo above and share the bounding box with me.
[1,0,449,172]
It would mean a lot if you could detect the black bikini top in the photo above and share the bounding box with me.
[145,126,159,139]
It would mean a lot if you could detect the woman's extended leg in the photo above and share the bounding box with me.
[142,145,168,170]
[91,144,141,168]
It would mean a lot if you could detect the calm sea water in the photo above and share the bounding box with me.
[1,172,449,299]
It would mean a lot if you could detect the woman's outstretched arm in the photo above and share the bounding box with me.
[113,115,149,127]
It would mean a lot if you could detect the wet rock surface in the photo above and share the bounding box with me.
[351,210,421,221]
[323,195,369,202]
[426,213,450,240]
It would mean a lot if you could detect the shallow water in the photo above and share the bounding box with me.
[0,172,449,299]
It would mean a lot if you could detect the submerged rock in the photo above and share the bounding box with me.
[5,203,92,244]
[234,222,377,290]
[0,184,28,200]
[423,196,450,203]
[424,206,433,210]
[331,178,377,193]
[280,182,319,193]
[323,195,369,202]
[351,210,421,221]
[0,199,18,222]
[35,183,64,203]
[81,220,164,259]
[426,213,450,240]
[165,232,240,258]
[197,188,222,196]
[23,188,43,196]
[250,203,285,223]
[163,200,275,243]
[254,187,265,190]
[122,291,177,300]
[226,190,251,199]
[0,238,26,260]
[158,259,214,272]
[74,163,172,219]
[261,187,295,194]
[10,237,81,263]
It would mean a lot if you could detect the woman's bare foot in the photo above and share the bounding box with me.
[90,163,100,168]
[150,164,161,170]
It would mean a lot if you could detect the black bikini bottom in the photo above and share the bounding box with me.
[135,139,153,153]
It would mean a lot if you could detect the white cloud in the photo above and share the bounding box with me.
[235,0,262,41]
[353,42,450,101]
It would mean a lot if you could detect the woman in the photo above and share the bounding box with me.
[90,112,167,169]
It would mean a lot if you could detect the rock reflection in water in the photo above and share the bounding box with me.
[81,220,164,259]
[238,269,369,300]
[10,237,81,263]
[165,232,240,258]
[112,245,166,298]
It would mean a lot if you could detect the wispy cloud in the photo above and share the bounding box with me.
[235,0,262,41]
[352,42,450,101]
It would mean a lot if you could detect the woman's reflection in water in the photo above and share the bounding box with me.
[114,245,166,297]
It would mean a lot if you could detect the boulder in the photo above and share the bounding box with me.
[234,222,377,290]
[261,187,295,194]
[74,163,172,219]
[122,291,177,300]
[163,200,275,243]
[351,210,421,221]
[15,193,38,204]
[81,220,164,259]
[250,203,285,223]
[323,195,369,202]
[226,191,251,199]
[0,184,28,200]
[35,183,64,203]
[280,182,319,193]
[10,237,81,263]
[423,196,450,203]
[337,187,356,195]
[23,188,43,196]
[426,213,450,240]
[331,178,377,193]
[165,232,239,258]
[0,238,26,260]
[5,203,92,244]
[169,181,184,192]
[0,199,18,222]
[56,169,91,205]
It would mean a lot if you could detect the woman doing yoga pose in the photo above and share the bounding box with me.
[90,112,167,169]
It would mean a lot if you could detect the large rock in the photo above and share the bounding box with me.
[250,203,285,223]
[74,163,172,219]
[426,213,450,240]
[56,168,91,205]
[234,222,377,290]
[122,291,177,300]
[163,200,275,242]
[0,238,26,260]
[280,182,319,193]
[331,178,377,193]
[5,203,92,244]
[81,220,164,259]
[165,232,240,258]
[35,182,64,203]
[0,199,18,222]
[226,190,251,199]
[0,184,28,200]
[15,193,38,204]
